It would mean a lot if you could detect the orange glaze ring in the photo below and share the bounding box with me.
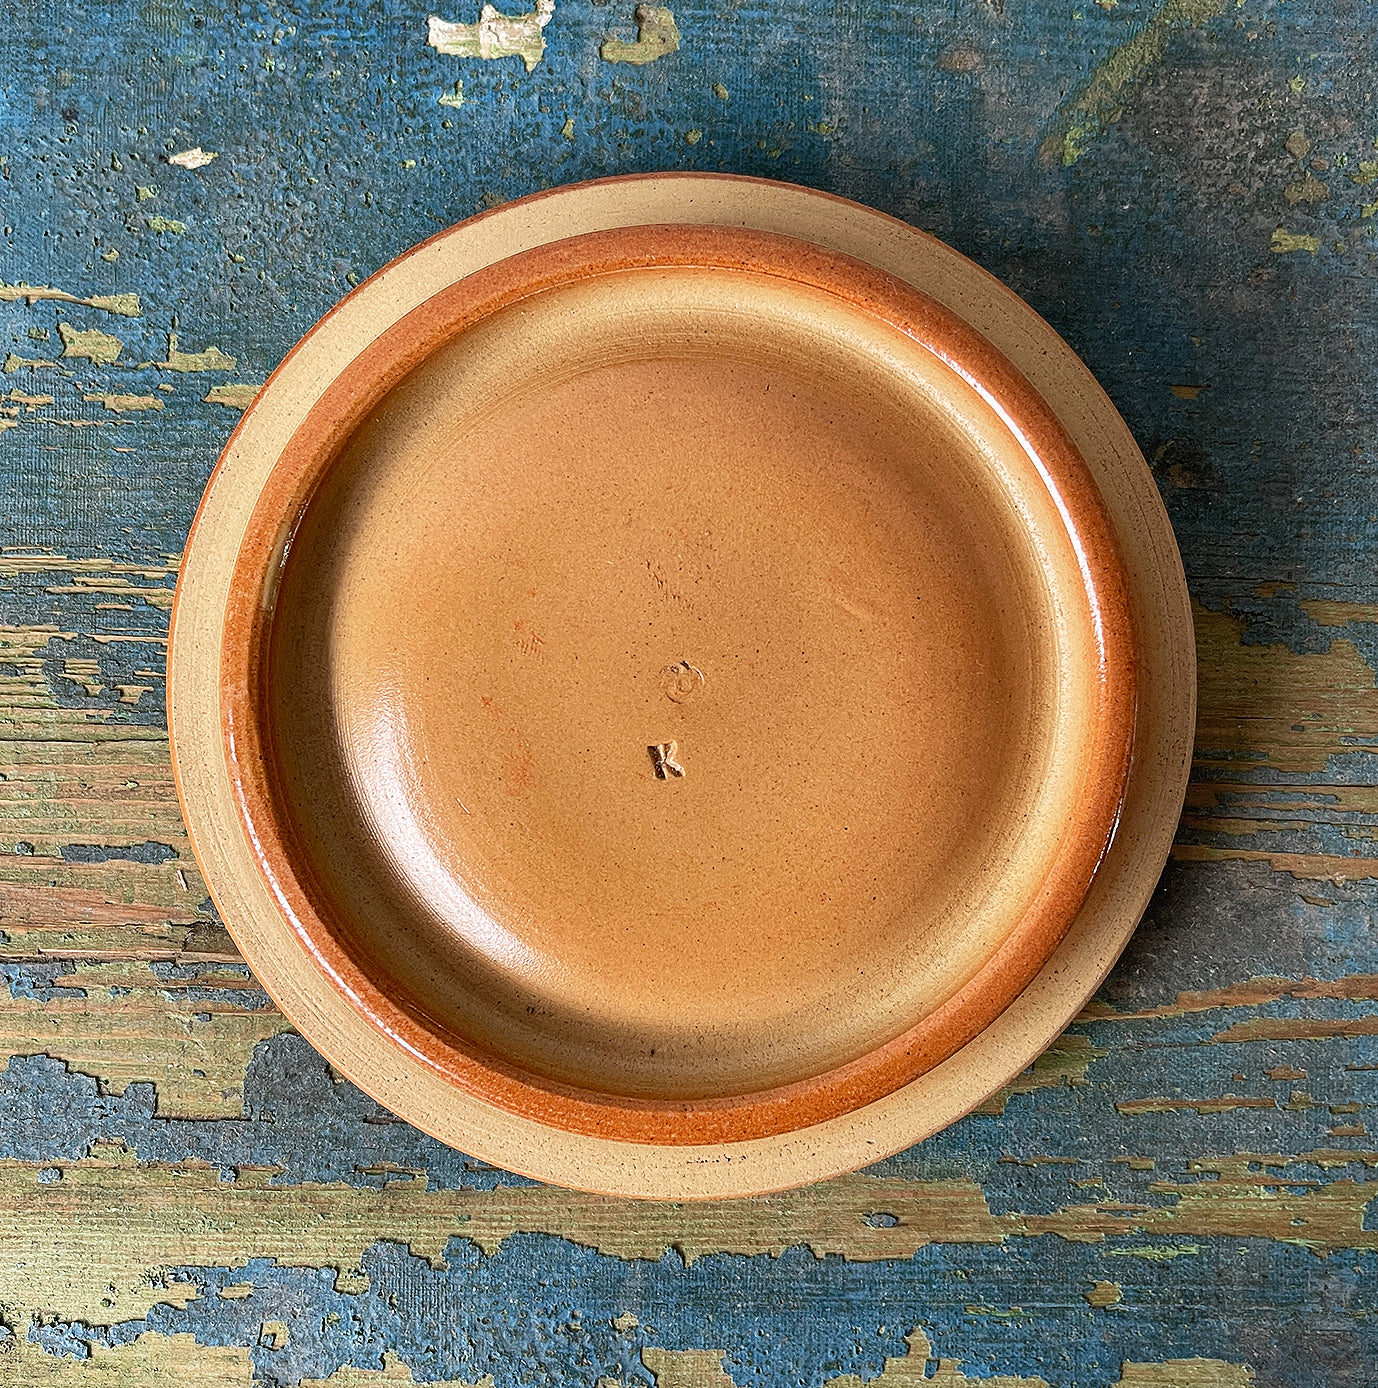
[217,223,1138,1146]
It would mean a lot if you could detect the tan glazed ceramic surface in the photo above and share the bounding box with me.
[169,175,1195,1198]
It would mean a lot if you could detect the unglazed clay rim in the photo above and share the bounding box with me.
[169,173,1195,1199]
[217,223,1137,1147]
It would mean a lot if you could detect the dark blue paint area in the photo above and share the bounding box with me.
[0,0,1371,607]
[0,961,84,1001]
[0,1039,531,1189]
[4,950,1378,1220]
[59,839,179,864]
[31,1234,1378,1387]
[37,630,167,726]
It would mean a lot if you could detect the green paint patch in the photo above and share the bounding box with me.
[602,5,680,64]
[157,331,238,373]
[203,382,261,409]
[1271,227,1320,254]
[1284,173,1328,205]
[2,354,60,371]
[1040,0,1232,167]
[146,215,187,234]
[58,322,123,365]
[0,282,141,317]
[427,0,556,74]
[1350,160,1378,186]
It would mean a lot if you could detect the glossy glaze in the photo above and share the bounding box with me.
[214,223,1137,1144]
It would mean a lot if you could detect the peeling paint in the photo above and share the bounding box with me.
[1039,0,1231,166]
[0,959,286,1117]
[0,1154,1008,1324]
[1086,1281,1123,1308]
[1212,1016,1378,1044]
[427,0,556,74]
[644,1333,1250,1388]
[1192,600,1378,773]
[0,283,141,317]
[601,5,680,65]
[1083,972,1378,1021]
[6,1330,251,1385]
[1019,1155,1378,1254]
[154,332,238,373]
[202,383,261,409]
[1117,1362,1253,1387]
[1171,846,1378,883]
[301,1354,491,1386]
[2,353,61,371]
[1283,174,1328,205]
[57,323,123,365]
[974,1033,1107,1114]
[1114,1095,1276,1116]
[168,147,217,170]
[1271,228,1320,254]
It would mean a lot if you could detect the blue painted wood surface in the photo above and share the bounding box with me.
[3,0,1378,1383]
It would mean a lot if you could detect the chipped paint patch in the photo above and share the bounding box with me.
[4,389,54,408]
[0,1156,1007,1325]
[82,393,163,414]
[1170,846,1378,883]
[0,959,286,1116]
[1083,972,1378,1021]
[643,1347,738,1388]
[1211,1015,1378,1044]
[7,1330,252,1384]
[1040,0,1231,166]
[300,1354,489,1386]
[602,5,680,65]
[1118,1361,1253,1387]
[1192,600,1378,773]
[1283,174,1328,205]
[1271,228,1320,254]
[0,283,141,317]
[2,353,60,371]
[1020,1155,1378,1254]
[202,383,260,409]
[427,0,556,74]
[168,147,217,170]
[974,1032,1107,1114]
[1114,1095,1277,1116]
[57,323,123,365]
[145,216,187,234]
[1086,1281,1123,1308]
[1299,598,1378,627]
[154,332,237,373]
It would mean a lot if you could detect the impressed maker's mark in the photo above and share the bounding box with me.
[648,741,686,779]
